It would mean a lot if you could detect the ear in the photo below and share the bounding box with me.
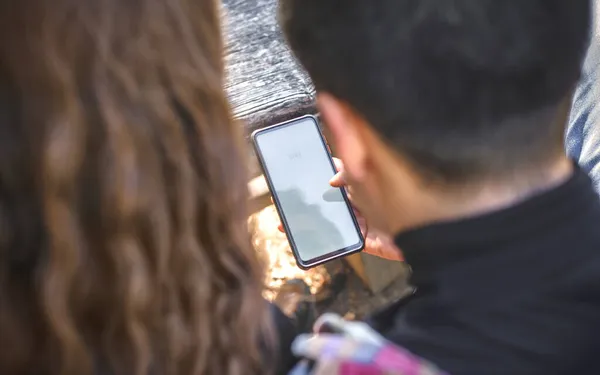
[317,93,367,182]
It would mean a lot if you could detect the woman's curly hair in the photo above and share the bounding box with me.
[0,0,271,374]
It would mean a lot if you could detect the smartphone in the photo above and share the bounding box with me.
[252,115,364,270]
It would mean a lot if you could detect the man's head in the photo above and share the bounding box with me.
[280,0,591,232]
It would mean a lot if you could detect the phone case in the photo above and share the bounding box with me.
[251,114,365,270]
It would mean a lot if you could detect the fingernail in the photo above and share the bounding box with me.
[329,175,342,186]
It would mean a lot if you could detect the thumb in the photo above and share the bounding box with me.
[329,172,345,187]
[330,157,346,187]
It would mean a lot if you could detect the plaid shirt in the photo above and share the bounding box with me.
[289,314,447,375]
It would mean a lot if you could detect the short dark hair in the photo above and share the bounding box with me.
[279,0,591,182]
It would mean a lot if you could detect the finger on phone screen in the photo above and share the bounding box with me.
[330,160,345,188]
[330,172,345,188]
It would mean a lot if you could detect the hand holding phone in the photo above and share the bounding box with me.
[276,157,404,263]
[252,115,364,269]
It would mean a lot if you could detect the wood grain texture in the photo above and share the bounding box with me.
[223,0,317,138]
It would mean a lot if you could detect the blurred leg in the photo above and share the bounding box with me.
[270,303,301,374]
[268,278,315,374]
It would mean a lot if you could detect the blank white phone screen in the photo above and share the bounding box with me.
[256,117,361,262]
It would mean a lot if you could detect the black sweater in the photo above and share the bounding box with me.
[369,167,600,375]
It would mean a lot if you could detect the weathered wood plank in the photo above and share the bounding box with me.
[223,0,317,139]
[354,254,408,293]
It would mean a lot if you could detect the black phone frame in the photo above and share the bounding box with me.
[251,114,365,270]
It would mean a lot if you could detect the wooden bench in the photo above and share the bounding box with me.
[223,0,406,293]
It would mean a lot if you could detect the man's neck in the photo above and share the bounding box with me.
[385,157,574,235]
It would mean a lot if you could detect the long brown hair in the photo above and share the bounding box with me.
[0,0,270,374]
